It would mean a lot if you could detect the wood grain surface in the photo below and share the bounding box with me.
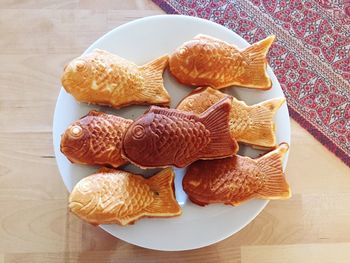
[0,1,349,262]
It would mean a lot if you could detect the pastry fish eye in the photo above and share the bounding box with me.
[178,47,189,56]
[78,179,94,193]
[73,59,87,72]
[132,124,146,140]
[69,125,83,138]
[178,47,186,55]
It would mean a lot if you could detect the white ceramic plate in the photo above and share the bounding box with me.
[53,15,290,251]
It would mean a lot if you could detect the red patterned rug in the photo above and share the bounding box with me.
[153,0,350,167]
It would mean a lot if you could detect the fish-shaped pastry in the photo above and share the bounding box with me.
[177,87,285,148]
[69,167,181,226]
[122,97,239,168]
[183,143,291,206]
[169,34,275,90]
[60,110,133,168]
[61,49,170,108]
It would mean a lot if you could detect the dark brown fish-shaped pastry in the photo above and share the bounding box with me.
[183,143,291,206]
[61,110,133,168]
[122,97,239,168]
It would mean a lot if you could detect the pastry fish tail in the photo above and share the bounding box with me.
[138,55,171,106]
[240,35,275,90]
[199,97,239,157]
[144,168,182,217]
[243,97,286,148]
[256,143,291,199]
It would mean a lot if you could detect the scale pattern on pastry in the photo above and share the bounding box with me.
[177,87,285,148]
[169,34,274,89]
[61,49,170,108]
[60,110,133,168]
[69,167,181,226]
[122,97,239,168]
[183,143,291,206]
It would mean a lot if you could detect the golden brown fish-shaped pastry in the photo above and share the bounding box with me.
[69,167,181,226]
[169,34,275,89]
[61,49,170,108]
[60,110,132,168]
[122,97,239,168]
[183,143,291,206]
[177,87,285,148]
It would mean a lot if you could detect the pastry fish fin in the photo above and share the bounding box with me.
[259,97,286,112]
[199,97,239,157]
[147,106,191,118]
[184,86,212,97]
[144,168,182,216]
[239,97,285,148]
[87,110,102,116]
[193,34,221,42]
[240,35,275,90]
[79,109,103,119]
[97,167,117,173]
[138,55,171,106]
[256,143,291,199]
[193,34,233,46]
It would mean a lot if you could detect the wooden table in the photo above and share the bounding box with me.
[1,1,350,262]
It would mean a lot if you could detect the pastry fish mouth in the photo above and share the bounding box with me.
[69,188,99,211]
[61,143,90,159]
[61,145,77,152]
[60,145,82,156]
[69,201,84,210]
